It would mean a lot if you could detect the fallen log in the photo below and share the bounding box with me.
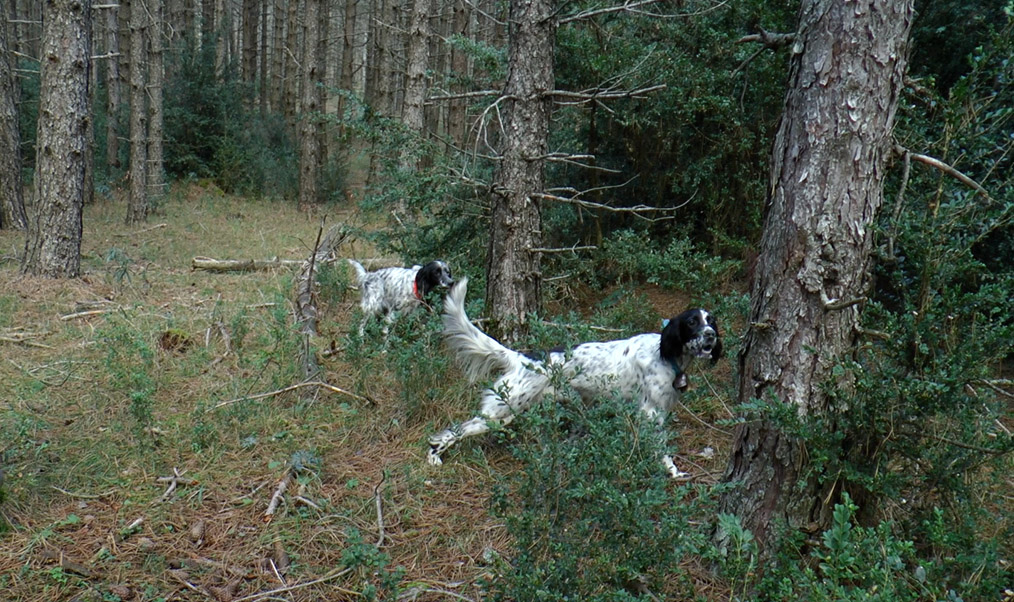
[191,256,305,272]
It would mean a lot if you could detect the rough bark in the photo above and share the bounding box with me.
[148,0,166,205]
[0,11,27,230]
[400,0,429,169]
[104,3,121,170]
[284,0,299,123]
[241,0,258,84]
[297,0,322,208]
[271,0,285,113]
[447,0,468,149]
[719,0,914,549]
[484,0,554,342]
[22,0,91,278]
[126,0,148,224]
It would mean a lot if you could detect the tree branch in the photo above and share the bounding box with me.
[544,84,666,104]
[894,144,991,200]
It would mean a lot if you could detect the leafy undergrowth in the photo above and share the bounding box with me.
[0,184,736,601]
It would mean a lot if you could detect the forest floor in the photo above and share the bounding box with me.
[0,184,737,601]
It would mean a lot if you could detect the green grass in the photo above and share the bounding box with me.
[1,185,535,601]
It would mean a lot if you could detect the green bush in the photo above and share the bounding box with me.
[758,494,958,602]
[489,384,709,601]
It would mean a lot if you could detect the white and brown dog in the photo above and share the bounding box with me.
[427,277,722,478]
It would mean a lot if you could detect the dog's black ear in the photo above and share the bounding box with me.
[659,317,685,363]
[417,260,454,296]
[710,337,723,364]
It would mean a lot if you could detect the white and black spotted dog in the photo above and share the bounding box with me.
[427,277,722,478]
[348,259,455,337]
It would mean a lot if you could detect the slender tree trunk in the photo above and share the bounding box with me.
[22,0,91,277]
[271,0,284,112]
[126,0,148,224]
[718,0,914,549]
[338,0,357,131]
[105,3,121,170]
[447,0,468,149]
[241,0,257,84]
[148,0,165,206]
[0,9,27,230]
[400,0,429,169]
[484,0,554,342]
[284,0,299,123]
[297,0,321,208]
[200,0,214,48]
[258,0,267,112]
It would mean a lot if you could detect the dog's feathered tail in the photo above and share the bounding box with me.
[347,259,367,285]
[442,278,528,383]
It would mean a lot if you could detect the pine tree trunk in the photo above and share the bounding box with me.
[718,0,914,549]
[148,0,165,205]
[271,0,285,113]
[447,0,468,149]
[22,0,90,277]
[241,0,257,84]
[0,11,27,230]
[297,0,321,208]
[105,3,121,170]
[126,0,148,224]
[400,0,429,169]
[284,0,299,123]
[484,0,554,342]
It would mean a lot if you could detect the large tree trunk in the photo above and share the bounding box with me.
[22,0,91,278]
[297,0,322,208]
[241,0,257,84]
[126,0,148,224]
[400,0,429,169]
[0,9,27,230]
[484,0,554,342]
[271,0,285,113]
[148,0,165,206]
[718,0,914,549]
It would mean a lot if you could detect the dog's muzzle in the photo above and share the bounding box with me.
[692,328,718,358]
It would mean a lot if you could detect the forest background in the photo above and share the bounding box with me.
[0,0,1012,600]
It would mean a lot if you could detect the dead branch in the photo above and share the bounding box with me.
[374,474,387,547]
[0,329,51,348]
[191,256,305,272]
[894,144,991,200]
[264,469,293,522]
[158,467,199,502]
[114,222,167,237]
[559,0,713,25]
[60,307,123,321]
[231,567,354,602]
[545,84,666,104]
[209,381,372,411]
[426,89,500,103]
[732,29,797,76]
[534,190,687,222]
[529,244,598,254]
[736,29,796,49]
[40,549,95,578]
[117,516,145,541]
[886,148,913,260]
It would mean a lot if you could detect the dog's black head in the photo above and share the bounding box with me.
[660,308,722,368]
[415,260,455,297]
